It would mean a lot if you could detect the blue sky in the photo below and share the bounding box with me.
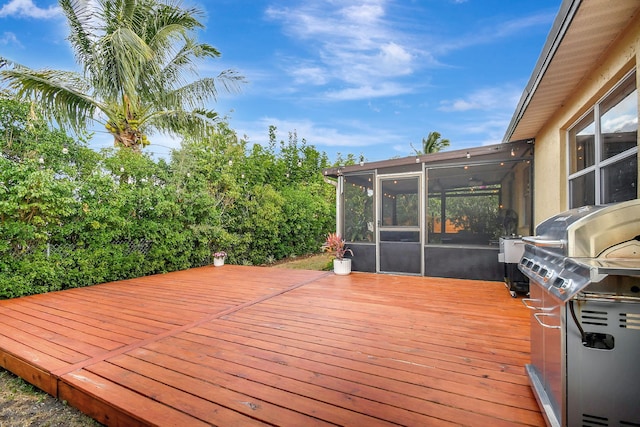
[0,0,560,162]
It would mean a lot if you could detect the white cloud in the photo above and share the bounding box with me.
[265,1,418,100]
[233,115,405,159]
[434,11,556,55]
[289,64,329,86]
[340,3,385,23]
[263,1,553,103]
[438,85,521,112]
[377,42,413,75]
[325,82,413,101]
[0,31,19,46]
[602,114,638,133]
[266,1,389,45]
[0,0,61,18]
[368,101,381,113]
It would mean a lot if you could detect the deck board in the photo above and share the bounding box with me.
[0,265,544,426]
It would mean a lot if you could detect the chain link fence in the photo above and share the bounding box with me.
[7,239,154,261]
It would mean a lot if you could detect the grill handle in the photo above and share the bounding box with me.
[533,312,561,329]
[521,298,541,310]
[522,236,566,249]
[522,298,557,311]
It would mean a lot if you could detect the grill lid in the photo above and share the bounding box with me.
[525,199,640,257]
[520,199,640,302]
[530,205,606,250]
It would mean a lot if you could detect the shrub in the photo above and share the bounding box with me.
[0,100,337,298]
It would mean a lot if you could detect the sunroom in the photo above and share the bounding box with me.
[323,139,533,281]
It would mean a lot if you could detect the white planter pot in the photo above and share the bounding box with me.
[333,258,352,275]
[213,257,225,267]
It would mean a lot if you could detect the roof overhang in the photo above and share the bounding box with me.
[503,0,640,143]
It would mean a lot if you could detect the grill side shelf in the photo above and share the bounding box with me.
[574,258,640,277]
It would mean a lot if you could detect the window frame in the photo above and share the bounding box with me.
[567,69,638,208]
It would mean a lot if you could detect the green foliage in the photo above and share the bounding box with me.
[412,131,450,155]
[0,98,336,298]
[428,186,501,243]
[343,175,374,242]
[446,189,501,237]
[0,0,244,152]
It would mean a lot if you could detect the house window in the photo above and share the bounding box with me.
[568,70,638,208]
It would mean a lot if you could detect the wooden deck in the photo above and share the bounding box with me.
[0,266,544,426]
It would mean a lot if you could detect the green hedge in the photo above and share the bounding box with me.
[0,99,336,298]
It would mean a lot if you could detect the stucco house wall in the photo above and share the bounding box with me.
[531,15,640,225]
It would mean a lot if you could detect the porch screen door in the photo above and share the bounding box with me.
[377,175,422,275]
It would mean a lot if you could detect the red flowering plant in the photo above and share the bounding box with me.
[322,233,353,260]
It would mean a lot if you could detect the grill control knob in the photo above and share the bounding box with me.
[540,267,551,282]
[552,276,570,293]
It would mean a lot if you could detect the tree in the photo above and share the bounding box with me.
[0,0,243,152]
[412,131,450,155]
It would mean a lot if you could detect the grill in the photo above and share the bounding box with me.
[519,199,640,427]
[498,236,529,297]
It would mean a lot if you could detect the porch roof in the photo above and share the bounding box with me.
[323,139,533,178]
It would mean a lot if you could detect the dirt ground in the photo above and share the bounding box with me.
[0,368,101,426]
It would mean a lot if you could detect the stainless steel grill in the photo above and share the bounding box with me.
[519,199,640,427]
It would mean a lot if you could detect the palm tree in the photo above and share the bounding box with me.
[411,131,450,155]
[0,0,243,152]
[422,131,450,153]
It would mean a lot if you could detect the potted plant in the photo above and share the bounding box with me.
[213,251,227,267]
[323,232,353,275]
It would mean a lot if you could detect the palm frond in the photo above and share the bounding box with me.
[2,0,244,152]
[0,56,14,70]
[148,108,220,140]
[105,27,155,102]
[194,43,222,59]
[60,0,98,77]
[143,3,204,56]
[158,40,222,90]
[0,67,101,132]
[162,77,219,108]
[215,70,246,95]
[159,70,244,110]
